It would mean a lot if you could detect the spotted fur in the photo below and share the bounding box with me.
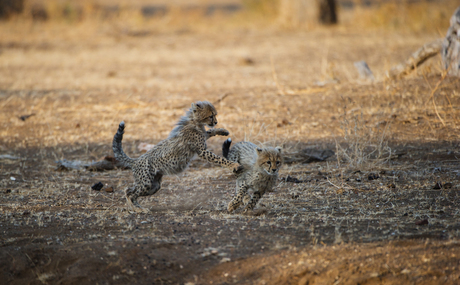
[113,101,240,213]
[223,139,283,213]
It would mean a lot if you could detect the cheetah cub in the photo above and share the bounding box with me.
[222,139,283,213]
[113,101,241,213]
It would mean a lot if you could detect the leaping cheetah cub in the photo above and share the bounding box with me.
[113,101,241,213]
[222,138,283,213]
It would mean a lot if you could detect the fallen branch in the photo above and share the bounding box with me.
[387,39,443,79]
[56,156,129,171]
[283,148,335,164]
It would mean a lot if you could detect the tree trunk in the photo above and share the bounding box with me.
[318,0,337,25]
[278,0,337,28]
[442,6,460,77]
[0,0,24,19]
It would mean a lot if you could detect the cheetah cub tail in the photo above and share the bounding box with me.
[222,138,232,159]
[112,121,135,168]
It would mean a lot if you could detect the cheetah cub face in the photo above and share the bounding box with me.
[256,147,283,175]
[192,102,218,127]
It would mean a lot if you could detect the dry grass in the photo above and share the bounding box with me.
[335,107,392,170]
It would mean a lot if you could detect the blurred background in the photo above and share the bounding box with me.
[0,0,456,33]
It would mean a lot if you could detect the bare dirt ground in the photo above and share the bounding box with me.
[1,16,460,284]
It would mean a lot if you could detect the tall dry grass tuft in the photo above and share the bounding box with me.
[336,108,392,170]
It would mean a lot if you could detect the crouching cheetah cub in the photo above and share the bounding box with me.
[222,138,283,213]
[113,101,241,213]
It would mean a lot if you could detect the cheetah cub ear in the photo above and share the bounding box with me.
[275,146,282,153]
[191,102,203,113]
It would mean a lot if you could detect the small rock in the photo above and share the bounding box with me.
[354,60,374,81]
[401,268,410,274]
[91,182,104,191]
[277,119,292,127]
[56,164,70,171]
[368,173,379,180]
[415,219,428,226]
[5,189,11,194]
[433,182,442,189]
[105,186,114,193]
[238,57,254,65]
[285,176,304,183]
[220,257,231,263]
[0,154,20,160]
[291,193,300,199]
[369,272,379,278]
[10,177,16,181]
[19,114,35,121]
[443,182,453,189]
[201,252,211,258]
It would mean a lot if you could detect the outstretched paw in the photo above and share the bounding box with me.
[227,204,237,213]
[242,194,251,205]
[215,128,230,136]
[233,164,245,175]
[243,204,254,213]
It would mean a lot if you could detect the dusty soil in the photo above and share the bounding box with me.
[1,19,460,284]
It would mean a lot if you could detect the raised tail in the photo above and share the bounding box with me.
[222,138,232,159]
[112,121,135,168]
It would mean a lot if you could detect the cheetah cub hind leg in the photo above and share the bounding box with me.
[243,191,263,212]
[227,198,243,213]
[126,170,163,213]
[125,187,150,213]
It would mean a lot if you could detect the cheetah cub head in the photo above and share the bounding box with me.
[191,101,218,127]
[256,146,283,175]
